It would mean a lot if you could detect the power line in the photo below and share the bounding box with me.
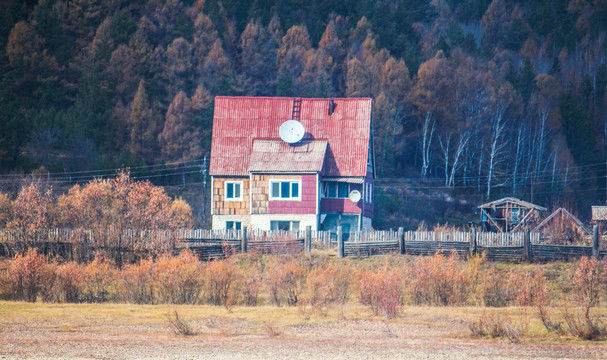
[0,158,206,178]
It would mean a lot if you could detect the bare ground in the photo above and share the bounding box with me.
[0,303,605,359]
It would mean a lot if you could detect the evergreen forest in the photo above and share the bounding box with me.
[2,0,607,227]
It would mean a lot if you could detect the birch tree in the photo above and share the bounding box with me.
[487,104,507,198]
[420,112,435,178]
[449,131,471,188]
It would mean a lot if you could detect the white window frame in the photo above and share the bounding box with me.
[269,179,302,201]
[226,221,242,230]
[224,181,244,201]
[270,220,300,231]
[322,182,350,199]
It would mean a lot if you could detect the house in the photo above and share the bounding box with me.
[209,96,374,233]
[479,197,547,232]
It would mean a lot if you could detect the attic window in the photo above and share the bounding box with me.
[328,99,336,115]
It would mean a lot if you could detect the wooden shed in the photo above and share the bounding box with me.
[479,197,547,233]
[532,208,590,243]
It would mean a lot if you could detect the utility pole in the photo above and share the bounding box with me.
[201,155,208,228]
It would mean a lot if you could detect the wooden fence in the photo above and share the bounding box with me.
[0,227,604,262]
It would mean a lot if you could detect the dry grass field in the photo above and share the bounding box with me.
[1,302,606,359]
[2,251,607,358]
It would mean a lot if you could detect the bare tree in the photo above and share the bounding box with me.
[449,131,471,188]
[439,133,451,186]
[512,125,523,195]
[487,105,507,198]
[420,112,435,178]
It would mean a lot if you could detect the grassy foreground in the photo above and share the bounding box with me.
[1,300,606,344]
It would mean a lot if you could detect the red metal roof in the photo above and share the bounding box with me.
[249,140,327,173]
[210,97,372,177]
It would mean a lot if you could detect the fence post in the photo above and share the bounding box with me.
[524,228,532,262]
[337,226,344,258]
[305,226,312,253]
[241,227,248,254]
[398,227,405,255]
[469,228,476,257]
[593,225,599,259]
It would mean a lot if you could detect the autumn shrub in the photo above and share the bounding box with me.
[466,253,486,305]
[204,259,237,307]
[407,252,469,306]
[479,268,513,307]
[166,310,196,336]
[9,248,55,302]
[53,261,84,303]
[265,258,306,306]
[81,254,116,302]
[358,265,403,319]
[238,257,264,306]
[511,270,562,331]
[305,262,350,314]
[155,250,203,304]
[468,311,521,343]
[0,259,12,300]
[118,258,156,304]
[563,257,606,340]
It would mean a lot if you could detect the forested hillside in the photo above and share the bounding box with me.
[1,0,607,226]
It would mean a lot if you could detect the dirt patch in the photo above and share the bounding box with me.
[0,303,605,359]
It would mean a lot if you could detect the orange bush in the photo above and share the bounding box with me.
[119,258,156,304]
[53,261,84,303]
[81,255,116,302]
[407,252,469,306]
[154,250,203,304]
[306,263,350,313]
[204,259,236,306]
[238,258,264,306]
[572,257,603,315]
[266,258,306,306]
[9,248,54,302]
[358,265,403,319]
[478,268,512,307]
[511,270,550,307]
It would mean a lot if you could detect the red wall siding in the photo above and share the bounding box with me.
[320,183,363,213]
[268,174,317,214]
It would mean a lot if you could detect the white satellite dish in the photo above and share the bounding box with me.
[348,190,361,203]
[279,120,305,144]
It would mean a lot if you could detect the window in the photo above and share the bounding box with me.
[226,221,241,230]
[270,220,300,231]
[365,183,372,203]
[323,182,349,198]
[225,181,243,201]
[269,180,301,200]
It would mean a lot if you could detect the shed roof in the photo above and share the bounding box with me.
[249,140,327,173]
[210,97,372,177]
[479,197,547,211]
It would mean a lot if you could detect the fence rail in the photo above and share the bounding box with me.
[0,227,602,262]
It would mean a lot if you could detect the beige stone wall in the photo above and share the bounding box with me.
[212,214,251,230]
[250,214,318,231]
[212,214,318,231]
[213,177,250,215]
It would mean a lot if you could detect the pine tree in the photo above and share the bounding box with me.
[159,90,203,163]
[128,80,157,161]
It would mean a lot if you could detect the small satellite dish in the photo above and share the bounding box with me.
[348,190,362,203]
[279,120,305,144]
